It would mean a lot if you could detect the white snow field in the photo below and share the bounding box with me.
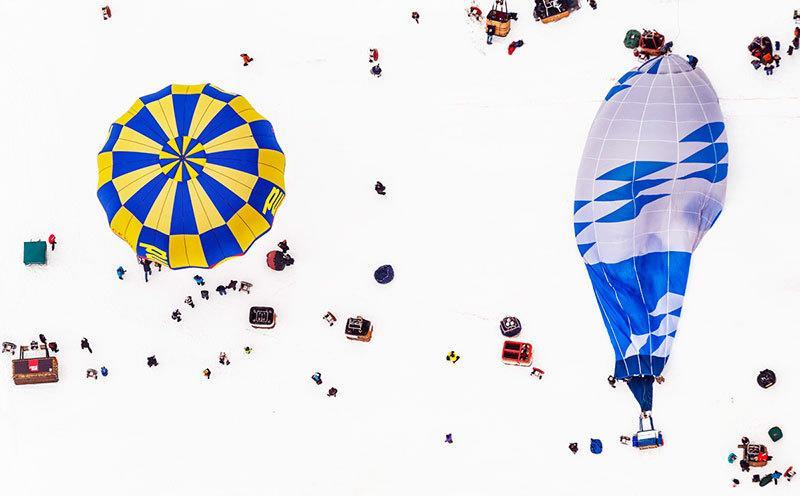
[1,1,799,494]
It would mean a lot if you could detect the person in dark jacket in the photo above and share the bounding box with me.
[147,356,158,367]
[327,387,338,397]
[487,24,495,44]
[141,259,152,282]
[687,54,698,68]
[116,266,126,280]
[411,11,419,23]
[193,275,205,286]
[38,333,47,344]
[185,296,195,308]
[216,285,227,295]
[101,366,108,377]
[81,338,93,353]
[569,443,578,454]
[371,64,382,77]
[375,181,386,195]
[172,310,182,322]
[607,375,617,388]
[740,459,750,472]
[48,342,59,353]
[589,0,597,9]
[200,290,209,300]
[226,280,238,290]
[278,240,290,253]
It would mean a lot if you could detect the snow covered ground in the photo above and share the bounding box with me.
[1,0,799,494]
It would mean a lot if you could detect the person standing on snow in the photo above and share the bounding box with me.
[508,40,523,55]
[203,368,211,379]
[687,55,698,68]
[216,285,227,296]
[147,355,158,367]
[369,48,379,63]
[487,24,496,45]
[739,458,750,472]
[411,11,420,24]
[185,296,195,308]
[327,387,338,397]
[116,266,126,280]
[194,275,205,286]
[154,261,162,272]
[101,5,111,20]
[172,310,182,322]
[219,352,230,365]
[371,64,382,77]
[200,290,209,300]
[589,0,597,9]
[375,181,386,195]
[607,375,617,388]
[240,53,254,66]
[48,234,57,251]
[141,259,153,282]
[568,443,578,454]
[81,338,93,354]
[38,333,47,344]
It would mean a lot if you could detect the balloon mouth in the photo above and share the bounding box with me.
[159,136,207,181]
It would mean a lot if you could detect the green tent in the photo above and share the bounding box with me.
[23,241,47,265]
[624,29,641,49]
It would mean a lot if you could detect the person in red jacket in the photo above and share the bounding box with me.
[48,233,57,251]
[102,6,111,20]
[508,40,524,55]
[369,48,379,63]
[240,53,254,66]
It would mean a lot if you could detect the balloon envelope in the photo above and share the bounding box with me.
[97,84,286,269]
[574,55,727,410]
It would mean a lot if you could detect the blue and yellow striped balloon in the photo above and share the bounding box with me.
[97,84,286,269]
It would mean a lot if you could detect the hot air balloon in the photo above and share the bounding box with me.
[97,84,286,269]
[574,55,728,440]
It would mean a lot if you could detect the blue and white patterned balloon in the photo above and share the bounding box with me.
[574,54,728,411]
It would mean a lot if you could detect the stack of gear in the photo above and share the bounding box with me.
[345,316,373,342]
[533,0,581,24]
[486,1,517,38]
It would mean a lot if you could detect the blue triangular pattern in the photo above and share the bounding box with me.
[574,200,591,213]
[617,71,640,85]
[597,161,675,181]
[596,194,668,223]
[669,307,682,317]
[595,178,671,202]
[680,122,725,143]
[709,210,722,229]
[682,143,729,164]
[648,313,667,330]
[605,84,631,101]
[646,57,663,74]
[574,222,592,236]
[578,242,596,256]
[679,163,728,183]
